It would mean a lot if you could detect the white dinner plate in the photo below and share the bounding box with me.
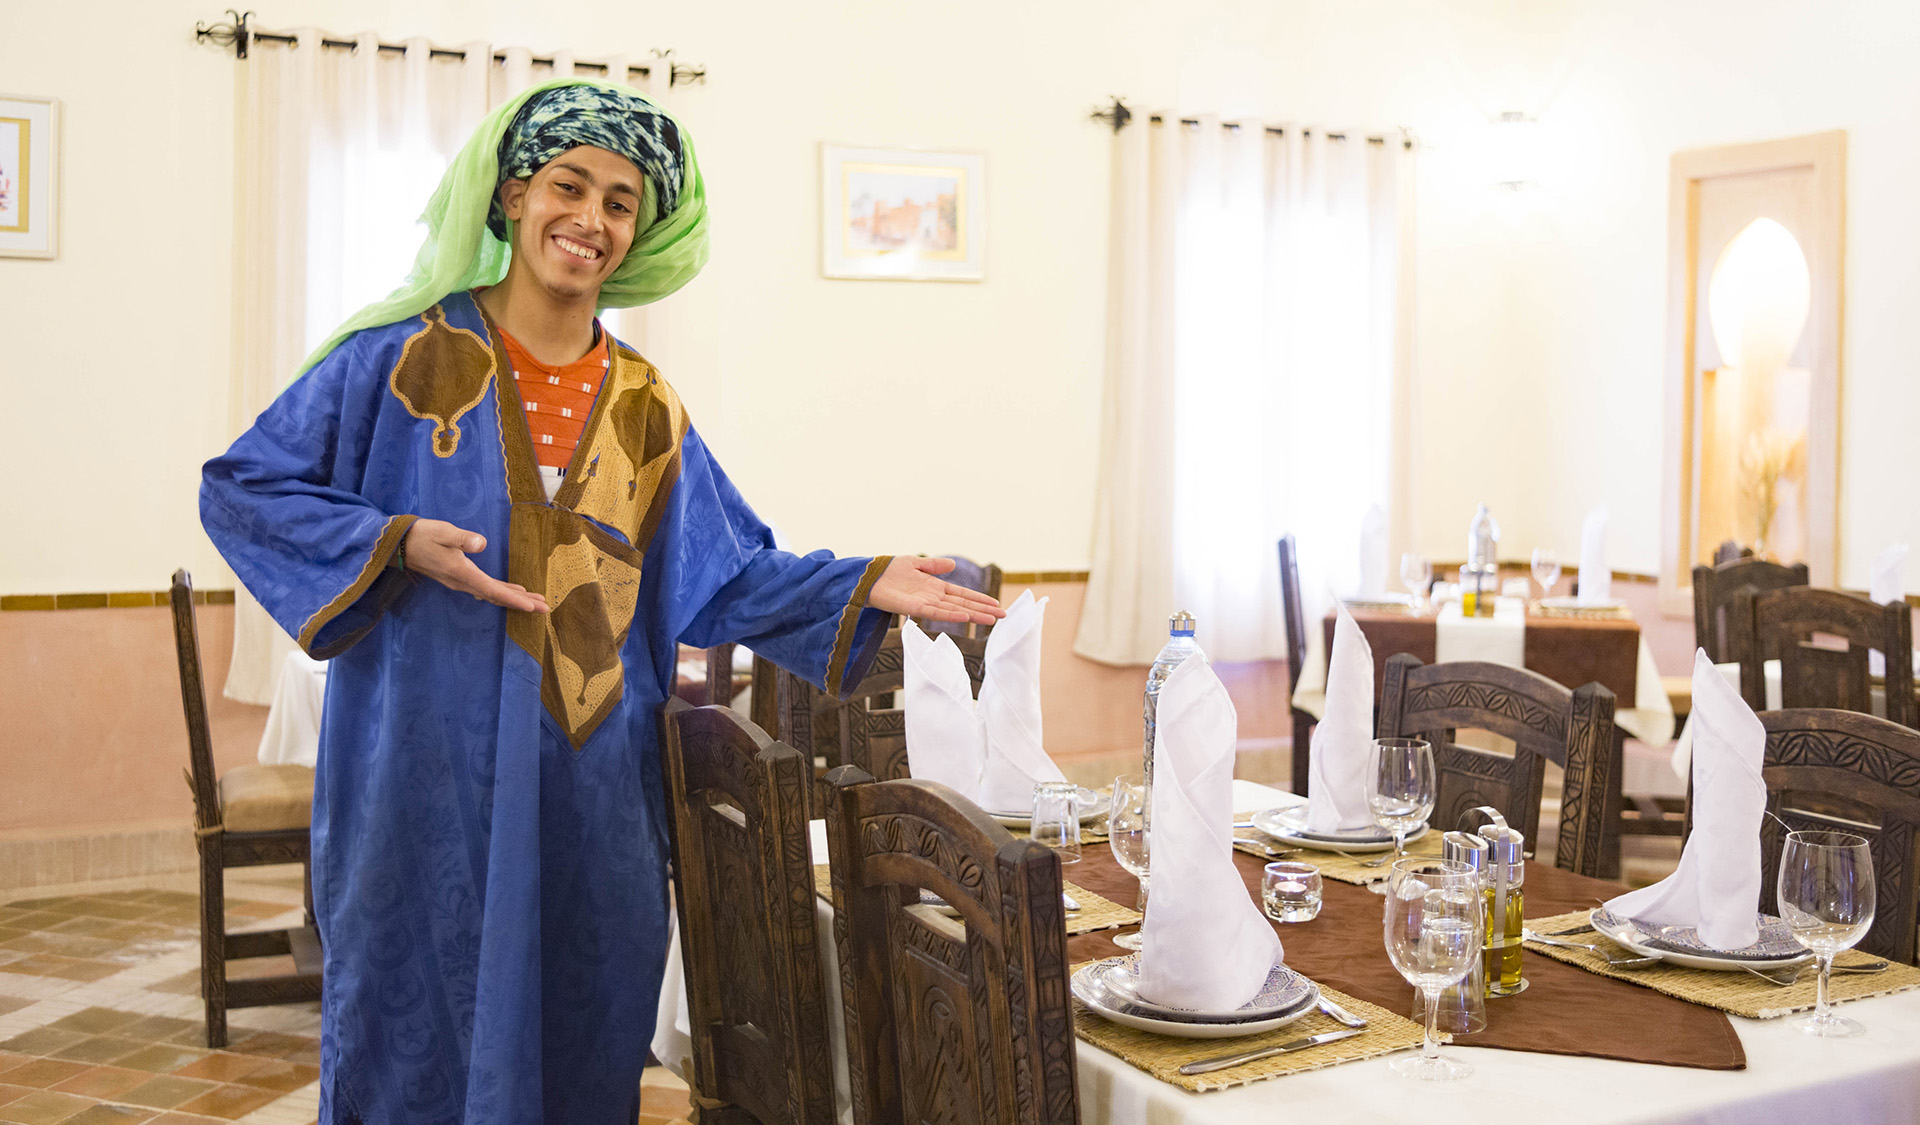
[1341,593,1416,611]
[1071,961,1319,1039]
[1092,953,1315,1021]
[1539,595,1627,611]
[986,787,1110,829]
[1250,805,1430,854]
[1589,907,1812,971]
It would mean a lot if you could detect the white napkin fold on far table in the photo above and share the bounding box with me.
[1306,603,1376,834]
[1578,506,1611,605]
[1137,656,1282,1010]
[1870,544,1908,678]
[902,590,1065,813]
[1605,649,1765,950]
[1358,504,1389,597]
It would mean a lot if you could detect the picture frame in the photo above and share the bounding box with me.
[0,94,58,259]
[820,143,985,281]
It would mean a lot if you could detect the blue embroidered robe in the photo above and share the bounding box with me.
[201,290,890,1123]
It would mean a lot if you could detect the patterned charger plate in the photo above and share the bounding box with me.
[1252,805,1430,853]
[1590,907,1812,970]
[1072,960,1320,1039]
[1093,953,1315,1020]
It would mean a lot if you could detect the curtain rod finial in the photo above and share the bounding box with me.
[1091,96,1132,134]
[195,9,253,58]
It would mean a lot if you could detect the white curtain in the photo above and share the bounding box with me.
[225,35,654,702]
[1074,116,1412,666]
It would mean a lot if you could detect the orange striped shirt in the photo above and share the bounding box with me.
[498,326,612,470]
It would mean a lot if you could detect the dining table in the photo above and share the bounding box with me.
[652,781,1920,1124]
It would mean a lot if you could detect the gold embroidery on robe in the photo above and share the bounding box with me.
[388,305,496,458]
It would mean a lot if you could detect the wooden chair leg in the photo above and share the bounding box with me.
[199,841,228,1048]
[1290,713,1314,796]
[303,858,316,929]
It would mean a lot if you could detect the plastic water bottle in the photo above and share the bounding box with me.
[1143,611,1202,805]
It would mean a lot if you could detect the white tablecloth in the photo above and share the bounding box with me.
[257,649,328,767]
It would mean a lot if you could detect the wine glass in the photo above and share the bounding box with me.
[1530,548,1561,601]
[1400,553,1433,611]
[1367,738,1436,863]
[1383,857,1484,1080]
[1778,829,1876,1038]
[1109,773,1151,951]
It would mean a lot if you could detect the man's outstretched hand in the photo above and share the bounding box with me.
[867,556,1006,625]
[404,518,550,613]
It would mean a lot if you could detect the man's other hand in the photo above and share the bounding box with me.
[404,519,550,613]
[867,556,1006,625]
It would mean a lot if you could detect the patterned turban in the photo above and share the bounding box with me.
[487,83,688,240]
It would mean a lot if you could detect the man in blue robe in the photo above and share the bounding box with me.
[200,79,1001,1123]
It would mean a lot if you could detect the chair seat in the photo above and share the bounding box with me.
[1662,674,1693,719]
[219,764,315,833]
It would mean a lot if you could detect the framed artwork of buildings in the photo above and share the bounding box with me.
[821,144,984,281]
[0,94,59,259]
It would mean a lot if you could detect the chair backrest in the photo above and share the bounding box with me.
[659,698,835,1125]
[1692,556,1810,663]
[1277,535,1307,696]
[704,642,741,707]
[823,768,1078,1125]
[1752,708,1920,965]
[169,570,222,834]
[920,556,1005,639]
[826,628,989,783]
[1376,654,1620,878]
[1712,540,1755,566]
[1732,586,1915,727]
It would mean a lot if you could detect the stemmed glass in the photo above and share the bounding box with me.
[1367,738,1436,863]
[1384,857,1484,1080]
[1400,553,1433,611]
[1109,773,1150,951]
[1778,829,1877,1038]
[1530,548,1561,601]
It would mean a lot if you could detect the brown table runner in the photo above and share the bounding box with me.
[1064,844,1746,1070]
[1326,608,1640,702]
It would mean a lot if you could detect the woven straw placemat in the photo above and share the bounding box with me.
[1524,909,1920,1019]
[810,865,1140,936]
[1234,828,1445,885]
[1071,968,1428,1092]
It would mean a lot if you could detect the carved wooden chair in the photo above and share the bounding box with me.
[822,767,1079,1125]
[1376,654,1621,878]
[1692,556,1809,663]
[659,698,834,1124]
[1730,585,1915,728]
[1683,709,1920,965]
[1278,534,1317,796]
[168,570,322,1047]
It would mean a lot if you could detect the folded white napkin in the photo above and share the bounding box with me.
[1137,657,1282,1009]
[902,591,1064,813]
[1578,506,1611,605]
[1870,545,1908,678]
[1306,603,1376,833]
[1606,649,1765,950]
[1358,505,1389,596]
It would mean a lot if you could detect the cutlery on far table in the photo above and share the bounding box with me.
[1521,929,1661,969]
[1741,959,1889,986]
[1176,1028,1366,1075]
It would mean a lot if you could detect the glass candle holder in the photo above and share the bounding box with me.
[1262,861,1323,923]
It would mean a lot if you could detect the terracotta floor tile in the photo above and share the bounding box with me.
[0,1055,34,1078]
[143,1114,224,1125]
[0,1087,30,1108]
[154,1034,204,1053]
[141,914,197,930]
[57,1105,156,1125]
[97,1026,187,1054]
[0,1001,30,1020]
[0,1030,89,1058]
[105,1049,205,1079]
[41,963,119,985]
[2,916,68,935]
[46,1013,141,1038]
[0,931,26,946]
[0,1062,89,1090]
[1,899,73,914]
[6,937,117,962]
[219,1034,308,1061]
[222,958,296,983]
[49,1068,149,1101]
[229,1060,316,1095]
[66,904,157,924]
[90,926,175,946]
[276,1045,319,1068]
[170,1084,280,1120]
[0,1088,92,1124]
[3,955,83,980]
[41,921,113,940]
[161,1059,259,1087]
[112,1075,216,1112]
[45,1042,142,1069]
[142,976,197,999]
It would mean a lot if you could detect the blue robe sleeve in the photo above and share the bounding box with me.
[200,331,417,659]
[667,427,893,698]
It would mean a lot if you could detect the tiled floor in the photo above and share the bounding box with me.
[0,874,694,1124]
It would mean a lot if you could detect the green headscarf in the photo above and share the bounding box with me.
[294,76,708,376]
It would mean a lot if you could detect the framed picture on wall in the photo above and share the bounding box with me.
[820,144,984,281]
[0,94,58,259]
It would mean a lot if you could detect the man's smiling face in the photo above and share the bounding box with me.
[498,145,645,302]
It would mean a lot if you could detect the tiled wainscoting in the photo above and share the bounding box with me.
[0,831,198,899]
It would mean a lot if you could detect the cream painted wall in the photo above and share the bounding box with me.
[3,0,1917,596]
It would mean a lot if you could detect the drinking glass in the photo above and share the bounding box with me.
[1383,857,1484,1080]
[1262,861,1323,923]
[1400,553,1433,610]
[1367,738,1436,863]
[1030,782,1082,866]
[1109,773,1150,950]
[1530,548,1561,600]
[1778,829,1876,1038]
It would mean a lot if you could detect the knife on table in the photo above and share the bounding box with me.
[1176,1028,1366,1075]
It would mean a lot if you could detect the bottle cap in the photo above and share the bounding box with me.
[1440,830,1489,873]
[1169,611,1196,636]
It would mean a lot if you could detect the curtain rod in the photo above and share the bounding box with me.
[193,10,707,87]
[1088,96,1413,150]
